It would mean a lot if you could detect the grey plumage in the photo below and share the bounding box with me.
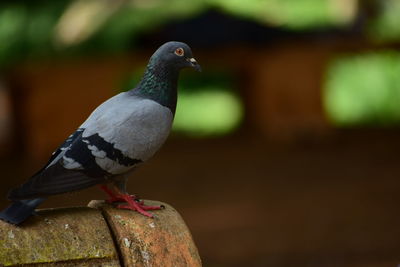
[0,41,200,224]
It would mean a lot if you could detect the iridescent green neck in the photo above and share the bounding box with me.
[130,61,179,114]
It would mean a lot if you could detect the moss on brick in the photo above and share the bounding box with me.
[0,207,119,266]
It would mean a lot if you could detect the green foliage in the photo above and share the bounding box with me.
[0,0,358,67]
[212,0,351,29]
[0,1,69,66]
[325,51,400,126]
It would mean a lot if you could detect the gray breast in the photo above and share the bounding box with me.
[79,93,174,174]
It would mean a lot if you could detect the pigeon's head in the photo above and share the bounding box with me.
[150,41,201,72]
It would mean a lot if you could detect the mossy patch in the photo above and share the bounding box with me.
[0,207,119,266]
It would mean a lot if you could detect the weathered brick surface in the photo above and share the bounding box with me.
[0,201,201,266]
[0,207,120,266]
[89,200,202,267]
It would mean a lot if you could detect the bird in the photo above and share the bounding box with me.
[0,41,201,225]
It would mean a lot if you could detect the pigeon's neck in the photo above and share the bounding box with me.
[130,62,179,114]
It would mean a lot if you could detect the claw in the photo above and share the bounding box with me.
[118,195,158,217]
[135,198,145,205]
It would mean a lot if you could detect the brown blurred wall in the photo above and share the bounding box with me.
[6,55,146,160]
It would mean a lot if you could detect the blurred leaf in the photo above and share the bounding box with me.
[211,0,356,29]
[325,51,400,126]
[173,89,243,137]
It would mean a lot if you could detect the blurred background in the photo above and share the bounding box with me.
[1,0,400,266]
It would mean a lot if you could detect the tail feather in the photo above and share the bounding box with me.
[0,198,45,225]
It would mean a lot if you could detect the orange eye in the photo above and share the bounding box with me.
[174,48,184,56]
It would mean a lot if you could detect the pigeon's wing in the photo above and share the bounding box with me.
[7,128,110,200]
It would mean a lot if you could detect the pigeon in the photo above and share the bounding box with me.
[0,41,201,225]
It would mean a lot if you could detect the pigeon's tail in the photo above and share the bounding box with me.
[0,198,45,225]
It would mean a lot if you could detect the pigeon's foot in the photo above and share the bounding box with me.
[116,194,164,218]
[99,185,163,218]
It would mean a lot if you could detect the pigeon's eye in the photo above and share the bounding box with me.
[174,48,184,57]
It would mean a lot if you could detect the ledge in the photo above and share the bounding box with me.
[0,200,201,266]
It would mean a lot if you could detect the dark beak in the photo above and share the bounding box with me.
[187,58,202,72]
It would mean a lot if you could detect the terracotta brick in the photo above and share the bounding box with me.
[88,200,202,267]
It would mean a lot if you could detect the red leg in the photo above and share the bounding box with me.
[98,185,163,217]
[99,185,124,203]
[99,185,142,204]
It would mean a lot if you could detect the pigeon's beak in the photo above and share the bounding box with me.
[187,58,202,72]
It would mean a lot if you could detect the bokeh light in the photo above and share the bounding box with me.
[173,89,243,136]
[325,51,400,126]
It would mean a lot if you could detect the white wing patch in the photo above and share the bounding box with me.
[63,156,83,170]
[94,157,137,174]
[87,144,107,158]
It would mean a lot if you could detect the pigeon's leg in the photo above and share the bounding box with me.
[99,185,125,203]
[104,177,164,218]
